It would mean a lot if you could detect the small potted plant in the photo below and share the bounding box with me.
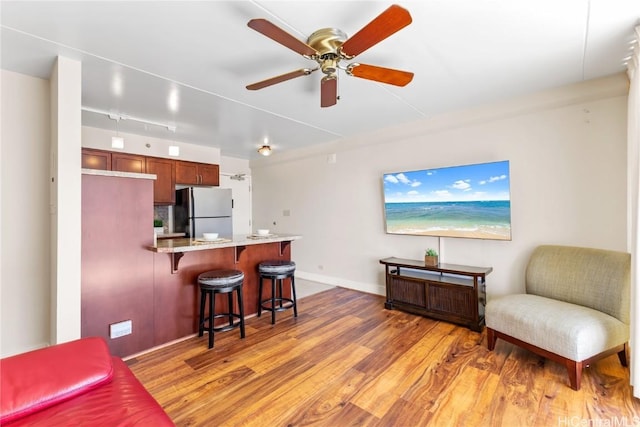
[425,248,439,266]
[153,219,164,235]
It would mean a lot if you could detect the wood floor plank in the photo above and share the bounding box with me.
[223,343,373,426]
[129,287,640,427]
[399,325,483,412]
[282,368,370,426]
[426,365,500,426]
[351,321,458,418]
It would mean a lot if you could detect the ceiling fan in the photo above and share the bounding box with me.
[246,4,413,108]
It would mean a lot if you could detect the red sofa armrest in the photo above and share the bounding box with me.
[1,337,114,424]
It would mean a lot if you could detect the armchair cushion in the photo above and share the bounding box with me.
[486,294,629,361]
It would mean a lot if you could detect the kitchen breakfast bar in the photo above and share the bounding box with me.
[147,234,302,352]
[81,169,301,357]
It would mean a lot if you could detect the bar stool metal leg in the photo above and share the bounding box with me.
[209,287,215,349]
[257,276,263,318]
[198,289,207,338]
[271,276,277,325]
[237,285,246,338]
[291,275,298,318]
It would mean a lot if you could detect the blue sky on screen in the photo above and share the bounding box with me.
[383,161,511,203]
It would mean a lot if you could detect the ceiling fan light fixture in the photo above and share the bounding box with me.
[258,144,272,156]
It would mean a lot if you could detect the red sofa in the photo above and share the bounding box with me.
[0,336,174,426]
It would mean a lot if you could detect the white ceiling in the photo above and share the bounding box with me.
[1,1,639,160]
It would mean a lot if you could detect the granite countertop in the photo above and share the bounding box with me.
[149,233,302,253]
[82,168,157,180]
[156,232,186,239]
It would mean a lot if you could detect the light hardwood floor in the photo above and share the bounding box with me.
[128,287,640,426]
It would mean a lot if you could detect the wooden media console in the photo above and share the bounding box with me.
[380,257,492,332]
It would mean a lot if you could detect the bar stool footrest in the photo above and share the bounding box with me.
[260,298,295,313]
[203,313,244,333]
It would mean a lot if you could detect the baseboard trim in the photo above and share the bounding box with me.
[296,271,385,296]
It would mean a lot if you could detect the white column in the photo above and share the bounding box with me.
[627,26,640,397]
[50,56,82,344]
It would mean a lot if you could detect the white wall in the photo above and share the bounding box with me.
[251,74,629,298]
[1,70,51,356]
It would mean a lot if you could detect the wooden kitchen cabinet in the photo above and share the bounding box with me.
[146,157,175,205]
[198,163,219,186]
[112,153,146,173]
[176,160,219,186]
[81,148,218,202]
[82,148,111,170]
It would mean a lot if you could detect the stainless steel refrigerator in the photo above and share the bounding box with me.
[174,187,233,238]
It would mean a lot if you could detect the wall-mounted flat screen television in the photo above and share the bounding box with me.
[383,160,511,240]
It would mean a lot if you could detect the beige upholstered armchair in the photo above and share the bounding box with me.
[485,245,630,390]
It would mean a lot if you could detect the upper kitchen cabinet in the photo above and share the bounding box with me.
[112,153,146,173]
[82,148,111,170]
[146,157,175,205]
[175,161,219,186]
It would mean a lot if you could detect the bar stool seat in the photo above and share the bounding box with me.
[198,269,245,349]
[258,260,297,324]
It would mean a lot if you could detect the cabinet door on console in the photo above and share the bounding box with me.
[390,275,427,308]
[427,283,476,322]
[82,148,111,170]
[146,157,175,205]
[112,153,146,173]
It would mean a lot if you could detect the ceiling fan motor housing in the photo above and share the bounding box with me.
[307,28,348,55]
[307,28,348,76]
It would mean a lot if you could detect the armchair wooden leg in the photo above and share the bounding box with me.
[618,343,629,367]
[487,327,497,351]
[565,360,582,391]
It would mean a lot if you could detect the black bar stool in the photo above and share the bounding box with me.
[257,260,297,324]
[197,269,245,349]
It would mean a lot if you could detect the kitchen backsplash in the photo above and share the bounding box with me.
[154,206,170,232]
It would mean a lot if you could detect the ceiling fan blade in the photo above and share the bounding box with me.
[246,68,316,90]
[248,19,317,57]
[320,76,337,108]
[347,63,413,87]
[340,5,412,58]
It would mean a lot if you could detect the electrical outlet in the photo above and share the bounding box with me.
[110,320,132,339]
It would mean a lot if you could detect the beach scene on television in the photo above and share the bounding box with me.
[383,160,511,240]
